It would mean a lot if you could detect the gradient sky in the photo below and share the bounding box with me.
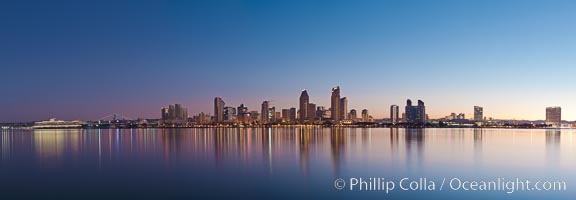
[1,0,576,122]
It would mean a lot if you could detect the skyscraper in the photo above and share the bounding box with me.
[405,99,415,123]
[405,99,426,124]
[237,104,248,123]
[223,106,237,122]
[340,97,348,120]
[546,107,561,128]
[417,100,426,123]
[308,103,316,121]
[299,90,309,123]
[349,109,357,122]
[269,106,276,123]
[331,86,341,122]
[161,104,188,122]
[361,109,369,122]
[289,107,296,122]
[161,107,169,120]
[261,101,270,124]
[474,106,483,122]
[390,105,399,125]
[214,97,225,123]
[274,111,281,123]
[282,109,291,122]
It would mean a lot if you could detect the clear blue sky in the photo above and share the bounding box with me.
[1,0,575,122]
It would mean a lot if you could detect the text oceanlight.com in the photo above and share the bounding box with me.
[333,177,567,194]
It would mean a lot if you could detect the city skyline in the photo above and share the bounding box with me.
[2,0,576,122]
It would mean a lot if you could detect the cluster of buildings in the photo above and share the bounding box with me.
[160,86,378,126]
[156,87,434,127]
[1,91,570,129]
[154,86,567,128]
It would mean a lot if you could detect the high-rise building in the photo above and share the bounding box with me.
[237,104,249,123]
[405,99,426,124]
[274,111,281,123]
[161,107,169,120]
[361,109,369,122]
[546,107,562,128]
[349,109,357,122]
[197,112,209,124]
[316,106,326,119]
[261,101,270,124]
[308,103,316,121]
[161,104,188,122]
[289,107,297,122]
[340,97,348,120]
[250,111,259,122]
[223,106,236,122]
[214,97,225,123]
[474,106,483,122]
[299,90,309,123]
[175,104,187,120]
[390,105,399,125]
[269,106,276,123]
[282,109,291,122]
[331,86,341,122]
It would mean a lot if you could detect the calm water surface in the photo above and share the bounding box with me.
[0,128,574,199]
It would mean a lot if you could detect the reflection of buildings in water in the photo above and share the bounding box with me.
[211,127,268,170]
[389,128,399,157]
[258,128,272,173]
[298,127,314,176]
[361,128,370,151]
[545,129,561,165]
[213,128,230,167]
[330,127,347,175]
[1,130,12,161]
[473,128,484,165]
[162,128,187,163]
[236,128,250,162]
[473,128,483,142]
[405,128,424,170]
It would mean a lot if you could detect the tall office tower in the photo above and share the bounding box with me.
[405,99,415,123]
[174,104,187,120]
[282,109,291,122]
[316,106,325,119]
[168,105,176,120]
[274,111,281,122]
[474,106,484,122]
[308,103,317,121]
[289,107,297,122]
[417,100,426,123]
[361,109,369,122]
[223,106,236,122]
[269,106,276,122]
[214,97,225,123]
[331,86,341,122]
[237,104,249,123]
[250,111,259,122]
[162,104,188,122]
[161,107,169,120]
[405,99,426,124]
[299,90,309,122]
[261,101,270,124]
[197,112,208,124]
[349,109,358,122]
[390,105,399,125]
[546,107,562,128]
[340,97,348,120]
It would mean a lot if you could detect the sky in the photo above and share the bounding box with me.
[1,0,575,122]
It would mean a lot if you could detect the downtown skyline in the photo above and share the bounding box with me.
[3,84,572,124]
[2,0,576,122]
